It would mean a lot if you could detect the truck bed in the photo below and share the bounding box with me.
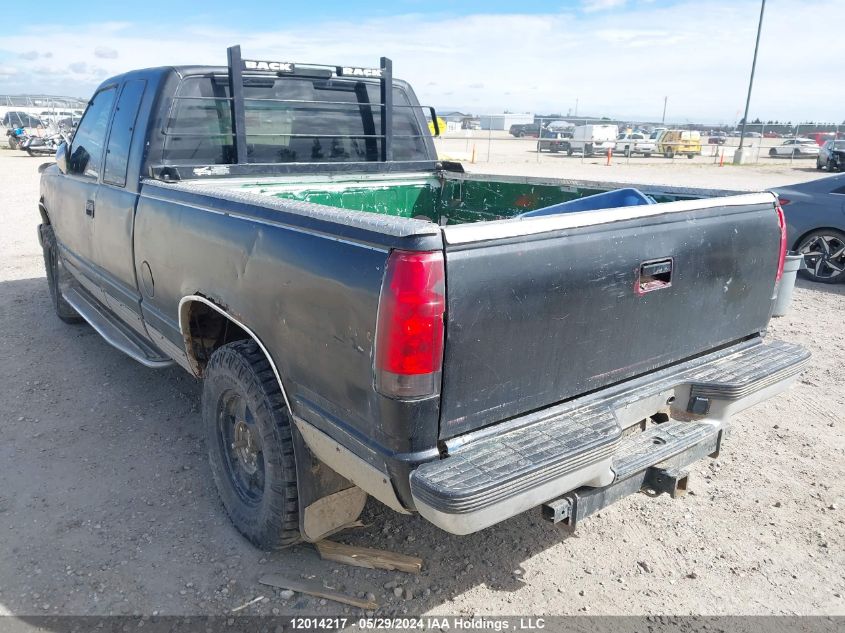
[177,171,742,225]
[155,172,780,439]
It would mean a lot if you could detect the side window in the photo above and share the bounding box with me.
[68,87,117,179]
[104,80,147,187]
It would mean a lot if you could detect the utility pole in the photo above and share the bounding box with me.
[736,0,766,163]
[661,96,668,125]
[574,97,579,118]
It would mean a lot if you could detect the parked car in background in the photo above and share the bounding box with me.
[770,174,845,283]
[2,111,44,129]
[38,110,83,124]
[54,117,80,130]
[763,131,782,138]
[509,123,542,137]
[708,132,727,144]
[817,140,845,171]
[547,120,574,132]
[536,128,571,152]
[3,111,47,149]
[656,130,701,158]
[769,139,820,157]
[562,124,618,156]
[615,132,655,157]
[807,132,841,146]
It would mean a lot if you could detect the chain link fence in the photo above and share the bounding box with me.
[433,116,842,168]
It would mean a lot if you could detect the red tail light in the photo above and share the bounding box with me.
[777,197,791,206]
[375,250,445,398]
[775,205,788,282]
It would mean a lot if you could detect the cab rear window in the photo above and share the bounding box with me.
[162,75,428,165]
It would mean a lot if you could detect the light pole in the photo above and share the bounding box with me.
[735,0,766,163]
[661,96,667,125]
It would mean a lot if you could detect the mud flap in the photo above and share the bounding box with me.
[290,425,367,542]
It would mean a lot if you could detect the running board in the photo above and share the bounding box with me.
[63,286,174,369]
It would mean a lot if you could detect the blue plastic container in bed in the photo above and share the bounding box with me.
[519,187,655,218]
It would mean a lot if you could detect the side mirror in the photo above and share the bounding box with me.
[56,141,68,174]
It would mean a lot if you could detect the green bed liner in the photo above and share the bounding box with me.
[233,174,712,225]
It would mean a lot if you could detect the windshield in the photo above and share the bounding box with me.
[163,75,429,165]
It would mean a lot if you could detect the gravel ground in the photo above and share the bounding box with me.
[0,148,842,619]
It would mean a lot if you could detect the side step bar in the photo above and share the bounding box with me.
[63,285,174,369]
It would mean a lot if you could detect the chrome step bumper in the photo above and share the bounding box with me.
[410,339,809,535]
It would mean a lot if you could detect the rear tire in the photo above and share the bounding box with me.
[203,340,300,549]
[769,148,777,156]
[687,153,695,159]
[40,224,83,324]
[664,149,674,158]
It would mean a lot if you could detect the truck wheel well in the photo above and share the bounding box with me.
[180,300,251,375]
[38,200,50,225]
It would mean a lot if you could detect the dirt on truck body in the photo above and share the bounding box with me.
[37,45,808,551]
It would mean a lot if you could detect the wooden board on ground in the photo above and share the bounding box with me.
[315,540,423,574]
[258,574,377,610]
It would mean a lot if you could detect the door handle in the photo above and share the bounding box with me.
[637,258,673,294]
[85,200,95,218]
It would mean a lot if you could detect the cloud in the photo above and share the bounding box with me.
[18,50,39,60]
[94,46,118,59]
[0,2,841,122]
[582,0,627,12]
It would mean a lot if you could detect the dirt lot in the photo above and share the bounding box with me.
[0,148,842,620]
[434,132,828,191]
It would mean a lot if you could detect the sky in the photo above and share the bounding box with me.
[0,0,842,124]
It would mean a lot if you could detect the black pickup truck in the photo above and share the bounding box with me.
[38,47,809,549]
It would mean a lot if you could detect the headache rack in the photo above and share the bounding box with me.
[150,45,449,180]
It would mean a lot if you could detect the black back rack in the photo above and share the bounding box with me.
[151,45,449,180]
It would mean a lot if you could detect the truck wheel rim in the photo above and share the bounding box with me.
[218,390,265,504]
[800,234,845,280]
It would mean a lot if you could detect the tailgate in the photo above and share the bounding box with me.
[438,193,781,438]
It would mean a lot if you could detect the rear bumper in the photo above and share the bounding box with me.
[410,338,809,535]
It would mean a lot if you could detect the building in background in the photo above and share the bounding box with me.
[478,113,533,131]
